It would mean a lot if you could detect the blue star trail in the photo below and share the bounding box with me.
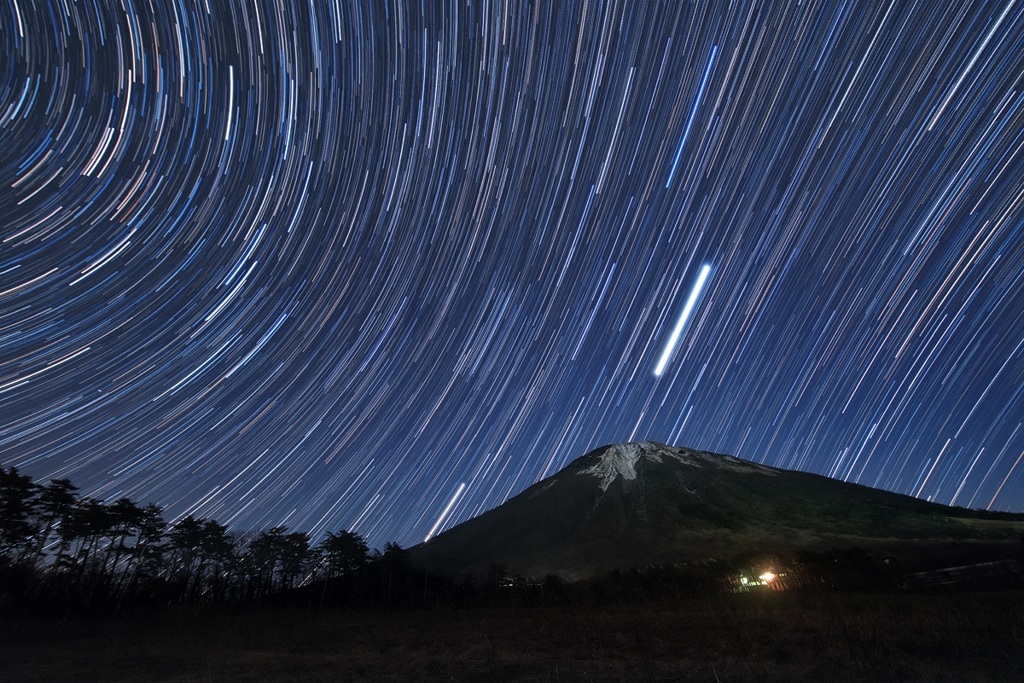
[2,1,1023,549]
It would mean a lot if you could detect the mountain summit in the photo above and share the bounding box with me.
[578,441,775,491]
[412,441,1024,580]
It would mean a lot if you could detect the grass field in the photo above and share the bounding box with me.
[2,591,1023,682]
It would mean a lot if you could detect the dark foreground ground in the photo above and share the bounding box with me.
[2,591,1022,682]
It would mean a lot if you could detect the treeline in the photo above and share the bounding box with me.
[0,465,421,612]
[7,466,1020,615]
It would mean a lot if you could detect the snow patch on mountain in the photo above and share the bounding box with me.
[580,442,644,491]
[580,441,775,490]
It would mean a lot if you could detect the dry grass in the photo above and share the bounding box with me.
[2,591,1023,682]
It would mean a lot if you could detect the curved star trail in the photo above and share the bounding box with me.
[2,1,1023,547]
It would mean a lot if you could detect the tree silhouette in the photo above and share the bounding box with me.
[244,526,288,598]
[374,542,414,605]
[0,466,39,565]
[279,531,311,591]
[103,497,145,592]
[198,519,235,602]
[117,503,166,602]
[28,478,78,568]
[167,515,206,599]
[319,530,369,579]
[55,497,116,596]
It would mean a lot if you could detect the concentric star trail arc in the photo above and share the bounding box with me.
[1,0,1022,549]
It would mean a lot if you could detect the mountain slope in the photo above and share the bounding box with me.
[411,441,1024,580]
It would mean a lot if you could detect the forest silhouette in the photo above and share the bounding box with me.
[0,464,446,612]
[4,464,1024,682]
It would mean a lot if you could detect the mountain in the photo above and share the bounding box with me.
[410,441,1024,580]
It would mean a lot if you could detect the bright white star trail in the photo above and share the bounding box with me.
[1,0,1023,548]
[654,264,713,377]
[424,482,467,543]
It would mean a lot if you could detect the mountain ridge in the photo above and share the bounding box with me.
[410,441,1024,580]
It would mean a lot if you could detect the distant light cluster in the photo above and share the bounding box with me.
[2,1,1023,548]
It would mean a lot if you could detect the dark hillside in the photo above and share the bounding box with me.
[411,441,1024,579]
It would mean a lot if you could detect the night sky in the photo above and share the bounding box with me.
[3,1,1024,549]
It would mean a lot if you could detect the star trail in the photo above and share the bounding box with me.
[2,1,1023,549]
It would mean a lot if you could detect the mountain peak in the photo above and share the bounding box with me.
[412,441,1024,580]
[578,440,774,490]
